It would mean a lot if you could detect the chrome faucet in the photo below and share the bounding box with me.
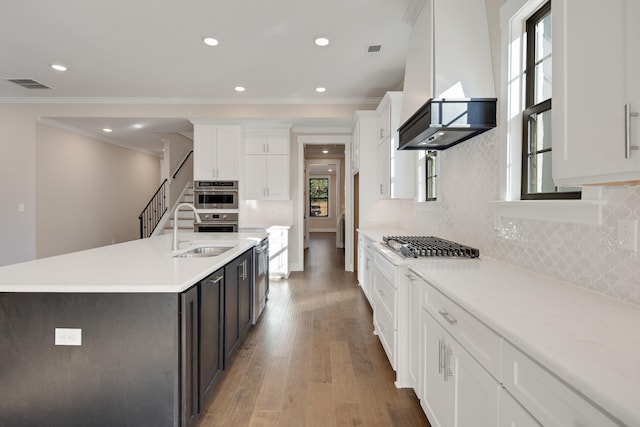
[172,203,202,251]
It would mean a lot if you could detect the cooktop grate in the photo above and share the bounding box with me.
[382,235,479,258]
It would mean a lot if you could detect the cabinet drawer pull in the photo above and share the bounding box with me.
[438,310,458,326]
[438,339,444,374]
[211,275,223,284]
[625,104,640,159]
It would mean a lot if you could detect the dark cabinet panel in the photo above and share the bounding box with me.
[180,285,199,427]
[0,293,179,427]
[224,249,253,368]
[199,268,224,404]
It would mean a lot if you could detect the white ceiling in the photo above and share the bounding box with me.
[0,0,417,154]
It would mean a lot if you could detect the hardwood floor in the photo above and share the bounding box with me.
[198,232,430,427]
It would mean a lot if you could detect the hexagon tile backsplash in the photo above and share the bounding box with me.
[409,129,640,305]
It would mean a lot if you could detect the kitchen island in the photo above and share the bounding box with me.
[0,231,266,427]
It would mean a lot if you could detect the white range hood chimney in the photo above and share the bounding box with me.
[400,0,496,126]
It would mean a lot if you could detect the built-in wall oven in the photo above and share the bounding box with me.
[193,180,238,210]
[194,212,239,233]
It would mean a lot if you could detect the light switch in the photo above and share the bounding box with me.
[18,203,25,212]
[55,328,82,346]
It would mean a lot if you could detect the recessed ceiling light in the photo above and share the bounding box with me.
[322,150,329,154]
[51,64,67,71]
[202,37,219,46]
[314,37,330,47]
[102,128,113,133]
[328,169,333,172]
[132,123,144,129]
[315,87,326,93]
[234,86,245,92]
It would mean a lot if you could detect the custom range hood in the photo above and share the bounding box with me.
[398,98,497,150]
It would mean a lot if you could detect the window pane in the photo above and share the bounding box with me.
[309,178,329,217]
[534,10,552,104]
[528,151,555,194]
[527,109,552,153]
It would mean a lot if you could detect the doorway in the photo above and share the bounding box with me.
[296,135,352,272]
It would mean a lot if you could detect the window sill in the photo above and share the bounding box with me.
[491,199,604,225]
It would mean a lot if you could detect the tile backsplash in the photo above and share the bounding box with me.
[404,129,640,305]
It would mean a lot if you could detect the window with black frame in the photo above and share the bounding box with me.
[521,1,580,199]
[309,177,329,217]
[426,151,438,201]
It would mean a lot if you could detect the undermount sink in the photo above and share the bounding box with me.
[173,246,234,258]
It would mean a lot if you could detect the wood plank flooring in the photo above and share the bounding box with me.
[198,232,431,427]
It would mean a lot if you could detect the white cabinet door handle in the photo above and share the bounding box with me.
[438,310,458,326]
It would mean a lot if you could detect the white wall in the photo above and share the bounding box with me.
[388,0,640,304]
[0,102,364,266]
[35,123,161,258]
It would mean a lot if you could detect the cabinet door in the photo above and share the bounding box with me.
[499,390,542,427]
[180,285,200,427]
[407,273,423,396]
[264,129,289,154]
[193,126,216,181]
[422,309,452,427]
[224,258,240,367]
[378,100,391,142]
[245,130,268,155]
[377,139,390,198]
[238,252,252,341]
[450,337,500,426]
[244,155,267,200]
[265,154,290,200]
[215,126,240,180]
[200,269,224,403]
[553,0,639,185]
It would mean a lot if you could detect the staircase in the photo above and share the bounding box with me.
[161,185,197,234]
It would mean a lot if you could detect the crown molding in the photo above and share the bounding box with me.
[0,96,382,106]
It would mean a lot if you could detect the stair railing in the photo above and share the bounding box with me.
[138,179,168,239]
[172,150,193,179]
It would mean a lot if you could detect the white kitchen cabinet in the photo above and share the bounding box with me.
[552,0,640,185]
[351,112,376,175]
[499,390,542,427]
[376,92,416,199]
[244,129,290,200]
[502,342,618,427]
[421,306,500,427]
[373,250,398,369]
[357,232,375,305]
[396,270,423,394]
[244,129,289,155]
[193,124,241,181]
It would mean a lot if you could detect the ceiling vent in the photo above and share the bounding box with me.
[365,44,382,55]
[6,78,52,89]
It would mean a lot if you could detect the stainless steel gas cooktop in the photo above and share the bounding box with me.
[382,236,480,258]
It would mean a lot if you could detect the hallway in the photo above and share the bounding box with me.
[198,232,430,427]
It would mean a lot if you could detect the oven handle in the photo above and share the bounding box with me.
[193,188,238,193]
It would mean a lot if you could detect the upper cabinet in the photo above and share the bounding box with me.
[377,92,416,199]
[553,0,640,185]
[192,123,241,181]
[244,129,290,200]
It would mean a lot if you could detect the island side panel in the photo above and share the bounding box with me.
[0,292,180,427]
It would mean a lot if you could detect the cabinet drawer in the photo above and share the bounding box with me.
[373,266,396,323]
[424,282,502,380]
[502,342,618,427]
[374,251,396,288]
[374,302,396,369]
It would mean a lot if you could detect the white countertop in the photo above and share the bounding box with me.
[359,229,640,427]
[0,232,266,293]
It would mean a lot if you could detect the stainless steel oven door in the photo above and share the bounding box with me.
[194,212,238,232]
[194,222,238,233]
[193,181,238,209]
